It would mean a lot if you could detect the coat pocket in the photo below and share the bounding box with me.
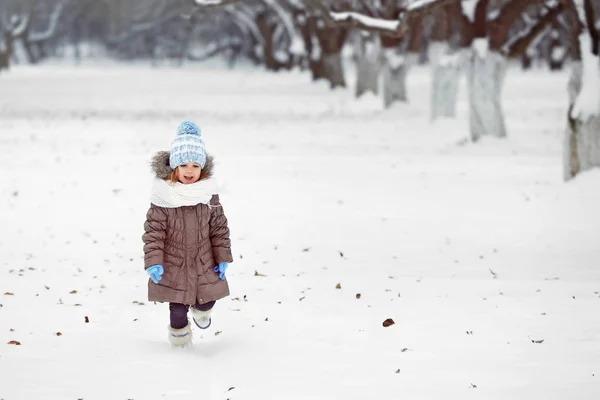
[196,252,220,284]
[159,254,185,290]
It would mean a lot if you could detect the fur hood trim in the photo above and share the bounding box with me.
[151,151,214,180]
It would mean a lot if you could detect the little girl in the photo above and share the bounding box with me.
[142,121,233,346]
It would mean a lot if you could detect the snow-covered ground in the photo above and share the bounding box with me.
[0,60,599,399]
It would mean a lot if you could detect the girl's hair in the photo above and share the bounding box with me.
[169,167,180,183]
[169,166,205,183]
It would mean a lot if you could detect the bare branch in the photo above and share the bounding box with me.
[108,9,184,45]
[472,0,490,38]
[504,2,565,58]
[491,0,549,29]
[583,0,599,55]
[303,0,336,24]
[356,0,381,18]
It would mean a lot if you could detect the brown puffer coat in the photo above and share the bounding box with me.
[142,151,233,305]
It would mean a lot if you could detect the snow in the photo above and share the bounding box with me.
[551,46,566,62]
[10,14,29,37]
[473,37,489,58]
[194,0,230,5]
[408,0,446,12]
[274,50,289,63]
[439,52,462,67]
[570,34,600,121]
[460,0,478,23]
[383,48,406,69]
[1,60,600,399]
[331,11,400,31]
[289,35,305,56]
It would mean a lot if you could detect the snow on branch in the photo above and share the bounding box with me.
[406,0,450,12]
[262,0,304,54]
[224,4,264,45]
[503,2,565,58]
[187,39,242,61]
[194,0,244,6]
[403,0,462,14]
[304,0,455,37]
[28,1,65,42]
[460,0,478,22]
[330,11,401,35]
[10,14,30,37]
[108,10,183,45]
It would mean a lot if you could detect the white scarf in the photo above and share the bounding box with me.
[150,178,218,208]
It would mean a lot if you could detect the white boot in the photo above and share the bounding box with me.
[168,323,192,346]
[190,307,212,329]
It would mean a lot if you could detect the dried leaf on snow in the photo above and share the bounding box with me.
[528,335,544,343]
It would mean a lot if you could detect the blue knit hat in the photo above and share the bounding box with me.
[169,121,207,169]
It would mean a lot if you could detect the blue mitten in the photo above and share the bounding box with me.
[146,264,164,284]
[213,262,228,280]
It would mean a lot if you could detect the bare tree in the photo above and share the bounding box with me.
[563,0,600,180]
[428,0,464,120]
[0,0,33,71]
[456,0,565,141]
[303,0,454,102]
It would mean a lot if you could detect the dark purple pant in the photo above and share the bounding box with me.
[169,301,215,329]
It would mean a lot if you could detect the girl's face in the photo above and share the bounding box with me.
[176,162,202,184]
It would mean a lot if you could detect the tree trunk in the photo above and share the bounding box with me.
[302,15,325,81]
[323,52,345,88]
[315,25,347,88]
[0,34,12,70]
[177,24,195,67]
[381,13,423,108]
[382,49,417,108]
[354,33,381,97]
[257,12,279,71]
[466,39,508,141]
[429,41,464,120]
[21,38,37,64]
[309,57,326,81]
[564,37,600,180]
